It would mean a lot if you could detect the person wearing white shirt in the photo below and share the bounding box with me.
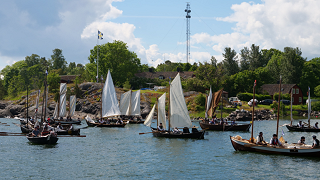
[269,134,282,146]
[256,132,266,145]
[157,123,164,131]
[312,135,319,148]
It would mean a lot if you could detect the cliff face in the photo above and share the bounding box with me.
[0,82,151,119]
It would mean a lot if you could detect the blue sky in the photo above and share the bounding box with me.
[1,0,320,72]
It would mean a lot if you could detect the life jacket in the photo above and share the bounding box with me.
[271,138,279,145]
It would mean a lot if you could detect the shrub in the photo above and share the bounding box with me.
[237,93,272,101]
[312,101,320,111]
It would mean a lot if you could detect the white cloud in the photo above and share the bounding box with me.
[192,0,320,60]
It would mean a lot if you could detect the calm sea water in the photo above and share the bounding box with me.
[1,117,320,179]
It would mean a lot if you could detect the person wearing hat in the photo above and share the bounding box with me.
[192,125,199,133]
[314,122,319,129]
[256,132,266,145]
[157,123,164,131]
[270,134,282,146]
[312,135,319,148]
[298,136,305,145]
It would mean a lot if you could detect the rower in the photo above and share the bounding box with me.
[173,127,181,134]
[32,126,40,137]
[269,134,282,147]
[312,135,319,148]
[157,123,164,131]
[297,121,303,128]
[315,122,319,129]
[297,136,305,145]
[192,125,199,133]
[256,132,266,145]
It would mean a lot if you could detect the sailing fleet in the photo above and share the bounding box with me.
[4,70,320,157]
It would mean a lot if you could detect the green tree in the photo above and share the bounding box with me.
[49,49,67,73]
[222,47,239,76]
[314,85,320,97]
[88,40,142,86]
[240,47,250,71]
[47,72,60,92]
[281,47,306,84]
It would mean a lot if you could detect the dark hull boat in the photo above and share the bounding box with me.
[230,136,320,156]
[54,120,81,125]
[21,125,33,133]
[56,129,80,135]
[151,128,205,139]
[199,121,251,131]
[286,125,320,132]
[27,134,58,144]
[126,120,144,124]
[85,119,126,127]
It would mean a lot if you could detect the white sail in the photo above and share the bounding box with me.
[69,95,76,117]
[85,115,95,123]
[308,87,311,122]
[130,90,141,116]
[102,70,121,117]
[169,73,192,128]
[158,93,166,129]
[53,103,58,119]
[35,90,40,117]
[144,104,156,127]
[120,90,131,115]
[59,83,67,117]
[205,87,212,118]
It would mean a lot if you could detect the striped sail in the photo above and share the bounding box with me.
[102,70,121,117]
[169,73,192,128]
[69,95,76,117]
[59,83,67,117]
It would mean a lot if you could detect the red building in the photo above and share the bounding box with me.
[260,84,303,105]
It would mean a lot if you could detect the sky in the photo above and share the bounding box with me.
[1,0,320,72]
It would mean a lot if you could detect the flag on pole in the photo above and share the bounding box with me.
[281,128,285,136]
[98,30,103,40]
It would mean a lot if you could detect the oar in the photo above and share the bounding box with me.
[58,135,86,137]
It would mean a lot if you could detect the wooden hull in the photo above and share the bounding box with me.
[56,129,80,135]
[199,121,251,131]
[126,120,144,124]
[27,135,58,144]
[55,120,81,125]
[230,136,320,156]
[85,120,126,127]
[286,125,320,132]
[151,128,205,139]
[21,125,32,133]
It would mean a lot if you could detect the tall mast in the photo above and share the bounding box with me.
[43,68,48,122]
[100,81,103,119]
[26,85,29,125]
[168,79,171,132]
[290,88,293,126]
[220,94,223,120]
[276,76,281,137]
[308,87,311,128]
[156,97,159,127]
[251,80,256,142]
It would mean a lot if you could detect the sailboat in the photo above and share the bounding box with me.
[144,92,167,130]
[199,88,251,131]
[119,89,143,124]
[144,73,204,139]
[53,83,80,125]
[27,69,58,144]
[286,87,320,132]
[85,69,126,127]
[20,86,33,133]
[230,79,320,156]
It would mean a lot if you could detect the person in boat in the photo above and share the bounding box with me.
[116,118,123,124]
[157,123,164,131]
[60,117,63,121]
[173,127,181,134]
[99,119,105,124]
[298,136,306,145]
[269,134,282,147]
[231,120,236,125]
[30,117,34,124]
[192,125,199,133]
[297,121,303,128]
[106,119,110,124]
[183,127,190,133]
[41,126,50,136]
[314,122,319,129]
[31,126,40,137]
[69,124,74,131]
[256,132,266,145]
[209,119,215,124]
[77,118,81,122]
[56,123,63,131]
[312,135,320,148]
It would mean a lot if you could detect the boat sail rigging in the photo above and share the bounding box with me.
[119,90,141,116]
[144,93,166,129]
[102,69,121,118]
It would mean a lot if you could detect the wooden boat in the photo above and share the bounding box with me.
[143,73,205,139]
[27,134,58,144]
[21,125,33,133]
[285,87,319,132]
[199,121,251,131]
[230,78,320,156]
[230,136,320,156]
[85,116,126,127]
[54,119,81,125]
[201,87,251,131]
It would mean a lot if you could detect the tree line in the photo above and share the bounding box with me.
[1,41,320,100]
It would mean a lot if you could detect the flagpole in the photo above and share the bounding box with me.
[97,30,99,83]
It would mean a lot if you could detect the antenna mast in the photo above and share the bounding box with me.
[185,2,191,64]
